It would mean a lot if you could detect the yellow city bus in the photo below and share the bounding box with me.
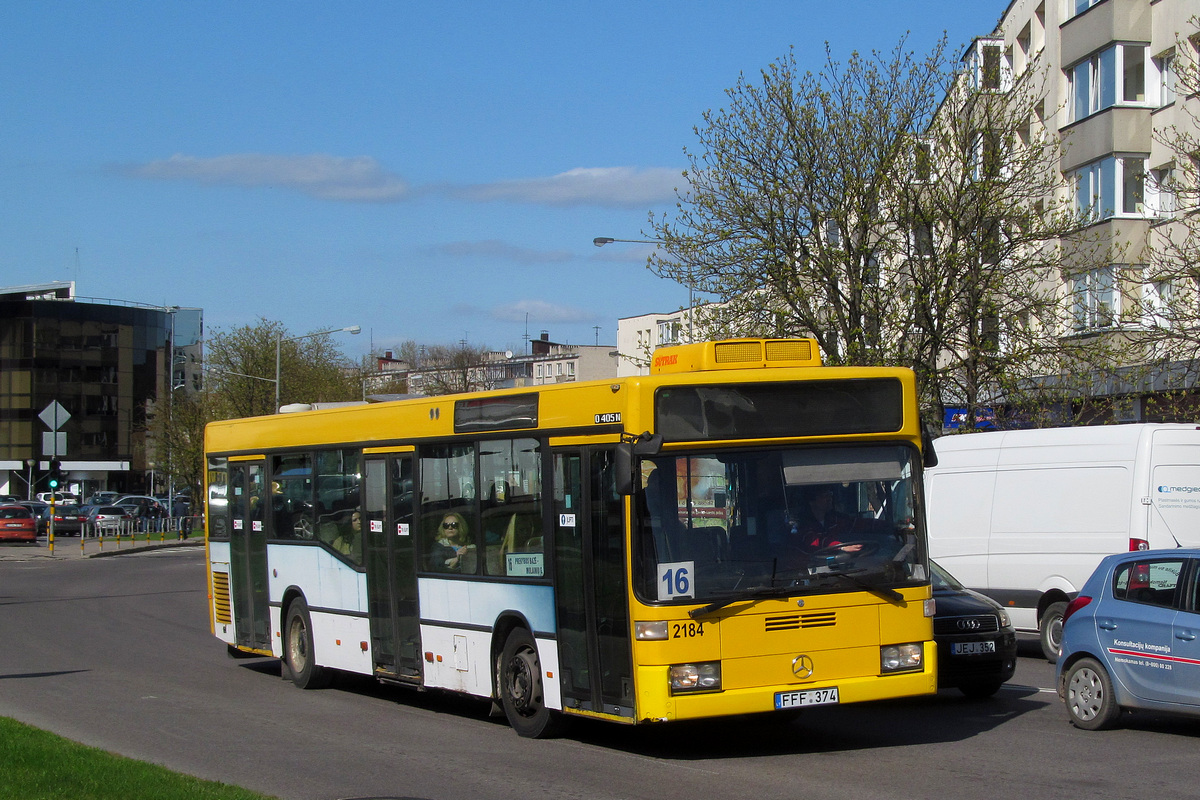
[204,338,937,737]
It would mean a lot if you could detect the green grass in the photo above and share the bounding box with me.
[0,717,277,800]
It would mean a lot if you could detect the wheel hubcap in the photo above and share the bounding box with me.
[1070,669,1101,719]
[507,647,539,717]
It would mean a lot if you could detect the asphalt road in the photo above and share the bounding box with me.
[1,545,1198,800]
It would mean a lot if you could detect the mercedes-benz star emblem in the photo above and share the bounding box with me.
[792,654,814,679]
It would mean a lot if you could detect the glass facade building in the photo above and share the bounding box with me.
[0,282,201,499]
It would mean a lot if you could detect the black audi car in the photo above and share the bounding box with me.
[932,560,1017,698]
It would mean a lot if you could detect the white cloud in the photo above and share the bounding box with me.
[490,299,598,324]
[432,240,573,263]
[123,153,409,202]
[122,155,685,209]
[451,166,684,208]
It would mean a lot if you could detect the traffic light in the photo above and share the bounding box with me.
[47,459,62,491]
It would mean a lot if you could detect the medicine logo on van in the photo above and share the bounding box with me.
[1157,485,1200,494]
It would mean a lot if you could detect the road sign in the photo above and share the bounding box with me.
[39,401,71,431]
[42,432,67,457]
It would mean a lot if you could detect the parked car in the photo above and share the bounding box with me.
[1058,548,1200,730]
[48,504,85,536]
[85,505,133,532]
[87,491,120,506]
[0,504,38,543]
[35,492,78,504]
[17,501,50,535]
[932,560,1018,698]
[114,495,165,517]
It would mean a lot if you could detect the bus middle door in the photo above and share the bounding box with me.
[364,455,421,680]
[229,460,271,652]
[553,448,634,718]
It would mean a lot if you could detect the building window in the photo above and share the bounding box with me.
[1148,166,1176,219]
[1143,270,1172,328]
[1071,156,1148,221]
[657,319,681,346]
[1068,44,1149,122]
[1070,266,1118,332]
[913,138,933,182]
[967,38,1011,92]
[1154,51,1175,106]
[1068,0,1105,20]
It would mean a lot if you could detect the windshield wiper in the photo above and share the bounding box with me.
[689,571,906,618]
[689,585,807,618]
[813,569,905,605]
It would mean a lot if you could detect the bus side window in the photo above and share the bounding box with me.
[420,444,477,574]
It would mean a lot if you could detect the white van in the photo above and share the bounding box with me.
[924,423,1200,661]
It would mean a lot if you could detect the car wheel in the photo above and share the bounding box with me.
[284,598,332,689]
[1064,657,1121,730]
[959,681,1002,699]
[499,628,565,738]
[1039,601,1067,663]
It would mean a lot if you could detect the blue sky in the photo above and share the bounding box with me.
[0,1,1002,357]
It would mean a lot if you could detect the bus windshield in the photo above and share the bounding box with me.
[634,444,926,604]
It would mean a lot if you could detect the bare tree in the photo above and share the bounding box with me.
[411,342,494,396]
[648,36,1113,428]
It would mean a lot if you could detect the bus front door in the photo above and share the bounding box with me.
[364,455,421,680]
[229,461,271,652]
[553,449,634,718]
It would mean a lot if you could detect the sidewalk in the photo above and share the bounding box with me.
[0,534,204,561]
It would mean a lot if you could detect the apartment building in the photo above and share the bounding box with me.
[947,0,1198,422]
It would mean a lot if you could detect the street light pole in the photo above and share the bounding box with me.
[594,235,696,341]
[274,325,361,413]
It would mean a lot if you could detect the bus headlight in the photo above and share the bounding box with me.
[635,621,669,641]
[880,643,923,673]
[669,662,722,693]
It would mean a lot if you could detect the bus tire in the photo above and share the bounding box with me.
[499,628,564,738]
[284,598,331,689]
[1039,601,1066,663]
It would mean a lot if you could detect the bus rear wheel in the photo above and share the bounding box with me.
[499,628,564,738]
[285,598,331,689]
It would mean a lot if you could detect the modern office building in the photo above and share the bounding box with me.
[0,281,201,500]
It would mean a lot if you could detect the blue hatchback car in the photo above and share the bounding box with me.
[1057,548,1200,730]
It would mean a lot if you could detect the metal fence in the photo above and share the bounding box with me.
[76,515,203,541]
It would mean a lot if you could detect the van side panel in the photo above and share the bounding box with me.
[988,465,1130,630]
[1149,429,1200,549]
[925,469,994,588]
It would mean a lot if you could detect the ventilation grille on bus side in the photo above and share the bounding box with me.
[211,571,232,625]
[713,341,763,363]
[765,339,812,362]
[765,611,837,631]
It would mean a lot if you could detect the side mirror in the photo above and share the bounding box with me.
[922,428,938,468]
[615,432,663,496]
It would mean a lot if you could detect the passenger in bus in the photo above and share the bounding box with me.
[332,508,362,560]
[428,512,471,572]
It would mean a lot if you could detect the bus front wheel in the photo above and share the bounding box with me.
[499,628,564,738]
[285,598,331,689]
